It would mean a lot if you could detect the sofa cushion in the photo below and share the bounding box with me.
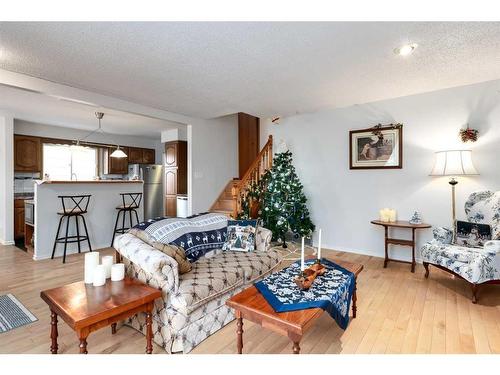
[169,249,281,314]
[222,219,258,252]
[151,242,192,274]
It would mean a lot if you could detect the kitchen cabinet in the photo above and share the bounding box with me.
[14,135,42,173]
[164,141,187,216]
[14,199,25,239]
[128,147,156,164]
[104,147,129,174]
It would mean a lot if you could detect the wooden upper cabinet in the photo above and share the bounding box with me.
[104,147,129,174]
[143,148,155,164]
[128,147,144,164]
[14,135,42,173]
[165,143,178,167]
[128,147,156,164]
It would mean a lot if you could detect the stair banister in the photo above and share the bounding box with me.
[231,135,273,218]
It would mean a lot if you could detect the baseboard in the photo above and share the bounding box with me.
[0,239,15,246]
[317,242,424,264]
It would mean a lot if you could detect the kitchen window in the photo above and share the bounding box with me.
[43,143,98,181]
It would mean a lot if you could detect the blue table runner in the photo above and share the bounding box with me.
[254,258,355,329]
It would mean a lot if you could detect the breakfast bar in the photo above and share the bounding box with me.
[33,180,144,260]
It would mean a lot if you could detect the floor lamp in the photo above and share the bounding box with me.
[430,150,479,226]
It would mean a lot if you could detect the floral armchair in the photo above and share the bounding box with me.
[421,190,500,303]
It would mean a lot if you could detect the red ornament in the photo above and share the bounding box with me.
[459,126,478,143]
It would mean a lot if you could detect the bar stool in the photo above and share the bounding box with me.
[52,195,92,264]
[111,192,143,246]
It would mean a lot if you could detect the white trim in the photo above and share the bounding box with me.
[0,239,15,245]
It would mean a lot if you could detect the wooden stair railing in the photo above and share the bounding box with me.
[231,135,273,218]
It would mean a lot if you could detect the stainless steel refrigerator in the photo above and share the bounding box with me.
[128,164,163,220]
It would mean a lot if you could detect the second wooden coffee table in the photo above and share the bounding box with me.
[226,259,363,354]
[40,277,161,354]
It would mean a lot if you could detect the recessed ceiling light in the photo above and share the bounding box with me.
[394,43,418,56]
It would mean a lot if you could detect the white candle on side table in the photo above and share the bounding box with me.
[317,229,322,261]
[102,255,114,279]
[111,263,125,281]
[84,252,99,284]
[93,265,106,287]
[301,237,305,272]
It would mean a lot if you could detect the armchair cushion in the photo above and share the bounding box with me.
[465,190,500,239]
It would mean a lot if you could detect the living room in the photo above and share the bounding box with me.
[1,1,500,374]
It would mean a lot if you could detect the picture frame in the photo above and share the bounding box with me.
[349,124,403,169]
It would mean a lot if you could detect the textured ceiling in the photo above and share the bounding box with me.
[1,22,500,118]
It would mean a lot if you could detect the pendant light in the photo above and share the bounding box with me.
[75,112,127,158]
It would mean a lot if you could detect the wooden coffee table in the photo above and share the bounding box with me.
[226,259,363,354]
[40,277,161,354]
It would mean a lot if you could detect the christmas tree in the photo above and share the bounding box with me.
[260,149,315,246]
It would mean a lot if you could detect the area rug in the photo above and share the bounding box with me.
[0,294,38,333]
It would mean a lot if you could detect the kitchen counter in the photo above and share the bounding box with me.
[37,180,143,184]
[32,180,144,260]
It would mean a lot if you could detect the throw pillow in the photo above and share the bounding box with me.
[151,242,192,274]
[455,220,492,248]
[223,220,258,252]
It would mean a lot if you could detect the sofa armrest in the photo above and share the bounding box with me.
[256,227,272,252]
[432,226,453,245]
[114,233,179,292]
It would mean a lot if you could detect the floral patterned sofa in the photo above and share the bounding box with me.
[421,190,500,303]
[113,221,281,353]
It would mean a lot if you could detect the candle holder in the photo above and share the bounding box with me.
[294,262,326,290]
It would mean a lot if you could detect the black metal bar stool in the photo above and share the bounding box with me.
[52,195,92,264]
[111,192,143,246]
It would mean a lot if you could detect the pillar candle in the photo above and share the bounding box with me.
[111,263,125,281]
[101,255,114,279]
[84,252,99,284]
[301,237,305,272]
[389,209,397,222]
[317,229,322,260]
[92,265,106,287]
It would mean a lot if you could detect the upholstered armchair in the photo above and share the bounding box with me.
[421,190,500,303]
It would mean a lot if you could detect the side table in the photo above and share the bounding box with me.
[371,220,431,273]
[40,277,161,354]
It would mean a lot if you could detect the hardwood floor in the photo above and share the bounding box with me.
[1,244,499,354]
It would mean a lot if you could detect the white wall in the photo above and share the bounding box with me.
[0,111,14,245]
[14,119,164,164]
[261,79,500,262]
[189,114,238,214]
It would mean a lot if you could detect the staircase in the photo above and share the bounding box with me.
[210,135,273,218]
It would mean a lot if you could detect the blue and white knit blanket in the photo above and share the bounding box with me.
[133,213,228,262]
[254,258,355,329]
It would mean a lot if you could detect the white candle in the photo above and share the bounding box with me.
[301,237,305,272]
[317,229,322,260]
[102,255,114,279]
[92,265,106,287]
[84,252,99,284]
[389,209,397,222]
[111,263,125,281]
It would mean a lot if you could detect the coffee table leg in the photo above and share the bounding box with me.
[111,322,117,334]
[50,310,58,354]
[77,328,89,354]
[288,333,301,354]
[146,309,153,354]
[292,341,301,354]
[236,311,243,354]
[352,280,358,319]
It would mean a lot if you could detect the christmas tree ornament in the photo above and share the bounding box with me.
[260,149,315,247]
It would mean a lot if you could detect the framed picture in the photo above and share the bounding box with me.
[349,124,403,169]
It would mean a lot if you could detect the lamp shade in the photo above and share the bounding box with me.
[430,150,479,176]
[110,146,127,158]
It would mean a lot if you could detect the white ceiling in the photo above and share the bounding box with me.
[0,84,180,138]
[1,22,500,118]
